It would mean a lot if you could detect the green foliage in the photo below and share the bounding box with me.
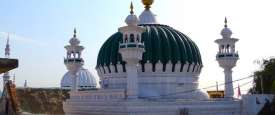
[272,81,275,93]
[251,58,275,94]
[251,58,275,115]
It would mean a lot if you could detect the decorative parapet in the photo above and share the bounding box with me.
[97,61,202,76]
[69,89,126,101]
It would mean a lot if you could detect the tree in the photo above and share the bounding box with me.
[251,58,275,94]
[250,58,275,115]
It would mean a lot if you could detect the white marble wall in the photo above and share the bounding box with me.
[241,94,274,115]
[64,97,241,115]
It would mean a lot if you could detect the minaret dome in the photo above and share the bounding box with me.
[125,2,139,26]
[69,28,80,46]
[221,17,233,38]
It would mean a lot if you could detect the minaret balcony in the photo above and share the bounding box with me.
[64,58,84,63]
[216,53,239,58]
[119,43,144,49]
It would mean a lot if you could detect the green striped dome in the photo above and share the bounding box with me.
[96,24,202,69]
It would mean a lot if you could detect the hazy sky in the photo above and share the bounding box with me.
[0,0,274,95]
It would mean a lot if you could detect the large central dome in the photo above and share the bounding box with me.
[94,1,207,100]
[96,24,202,71]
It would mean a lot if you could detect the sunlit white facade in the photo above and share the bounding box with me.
[63,1,273,115]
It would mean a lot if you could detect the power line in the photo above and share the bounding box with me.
[233,80,253,90]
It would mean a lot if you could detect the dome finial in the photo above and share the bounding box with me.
[73,28,77,38]
[125,2,139,26]
[142,0,154,10]
[130,2,134,14]
[221,17,232,38]
[224,17,228,28]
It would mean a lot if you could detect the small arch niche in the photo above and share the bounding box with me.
[124,34,128,43]
[130,34,135,43]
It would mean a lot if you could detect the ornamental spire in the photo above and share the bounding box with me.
[73,28,77,38]
[5,34,10,58]
[224,17,228,28]
[130,2,134,14]
[221,17,232,38]
[125,2,139,26]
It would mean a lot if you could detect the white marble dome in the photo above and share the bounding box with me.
[61,67,97,90]
[221,27,232,38]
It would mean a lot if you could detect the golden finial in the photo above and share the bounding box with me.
[224,17,228,28]
[142,0,154,10]
[73,28,77,37]
[130,2,134,14]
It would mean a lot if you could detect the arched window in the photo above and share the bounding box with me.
[221,45,225,53]
[125,34,128,43]
[227,44,230,53]
[136,34,140,42]
[130,34,135,43]
[226,44,230,49]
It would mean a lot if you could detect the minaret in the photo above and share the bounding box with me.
[5,35,10,58]
[64,28,84,92]
[3,35,11,87]
[119,2,145,99]
[215,18,239,99]
[24,80,28,88]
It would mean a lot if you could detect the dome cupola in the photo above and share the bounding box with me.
[221,17,233,38]
[96,0,201,72]
[95,1,206,100]
[139,0,157,24]
[61,68,97,90]
[96,24,202,73]
[69,28,80,46]
[125,2,139,26]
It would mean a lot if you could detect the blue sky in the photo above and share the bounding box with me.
[1,0,275,94]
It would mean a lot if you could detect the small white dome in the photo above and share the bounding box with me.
[221,27,232,38]
[69,37,80,46]
[61,68,97,90]
[139,9,158,24]
[125,14,139,26]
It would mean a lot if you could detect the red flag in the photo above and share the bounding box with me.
[237,84,241,98]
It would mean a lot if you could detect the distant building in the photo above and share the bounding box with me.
[24,80,27,88]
